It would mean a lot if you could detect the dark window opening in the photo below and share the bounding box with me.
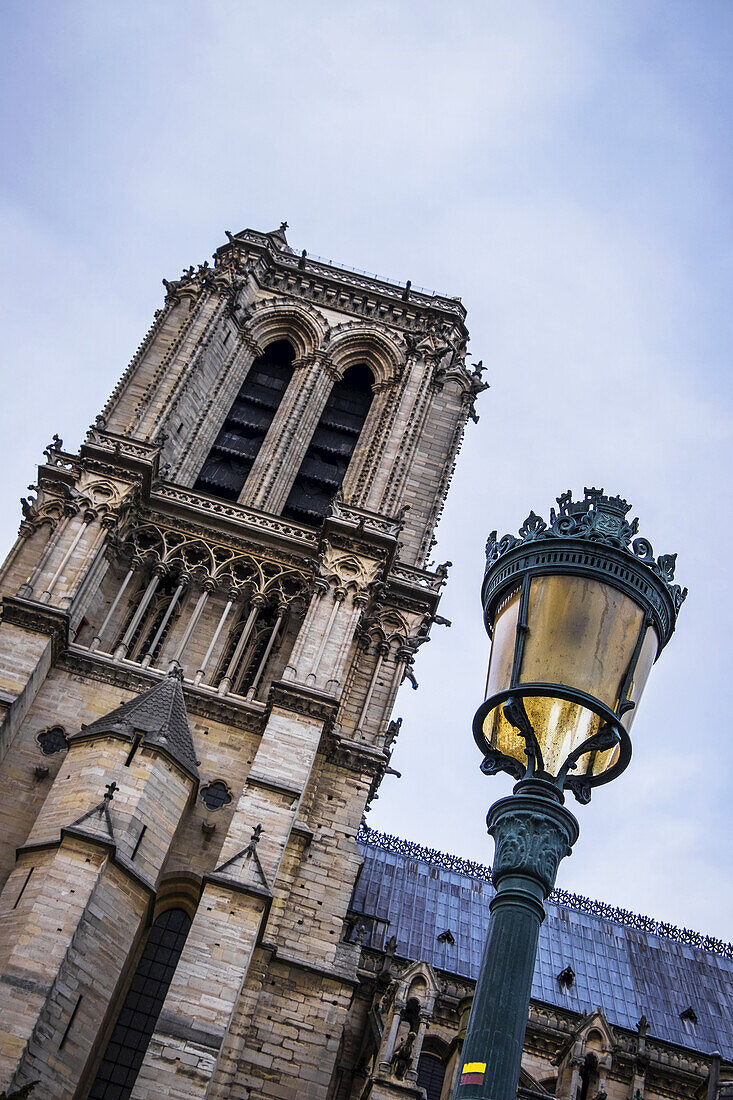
[212,602,279,697]
[124,734,143,768]
[282,363,373,525]
[88,907,191,1099]
[417,1053,446,1100]
[114,573,182,664]
[578,1053,598,1100]
[138,578,178,660]
[200,780,233,811]
[194,340,295,501]
[38,726,68,755]
[13,867,34,909]
[557,965,575,990]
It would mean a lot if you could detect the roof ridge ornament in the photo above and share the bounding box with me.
[267,221,290,248]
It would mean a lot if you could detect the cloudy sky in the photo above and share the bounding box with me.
[1,2,731,939]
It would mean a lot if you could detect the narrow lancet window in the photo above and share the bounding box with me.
[113,573,181,664]
[89,908,192,1099]
[282,363,373,524]
[194,340,295,501]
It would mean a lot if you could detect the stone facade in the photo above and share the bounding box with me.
[0,225,727,1100]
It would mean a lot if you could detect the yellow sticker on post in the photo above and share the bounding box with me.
[460,1062,487,1085]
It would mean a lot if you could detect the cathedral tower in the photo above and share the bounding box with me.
[0,225,483,1098]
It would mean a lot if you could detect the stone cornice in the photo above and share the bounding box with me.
[203,871,272,903]
[326,733,389,778]
[386,561,447,617]
[61,647,265,733]
[264,942,360,987]
[246,772,302,802]
[150,483,319,558]
[266,680,339,731]
[215,229,468,338]
[291,819,314,845]
[72,430,160,496]
[0,596,69,658]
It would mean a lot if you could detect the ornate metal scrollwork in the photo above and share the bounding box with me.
[484,488,687,615]
[488,798,578,899]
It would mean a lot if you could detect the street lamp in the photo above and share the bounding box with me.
[454,488,686,1100]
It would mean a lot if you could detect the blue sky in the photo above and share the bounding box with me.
[1,1,731,938]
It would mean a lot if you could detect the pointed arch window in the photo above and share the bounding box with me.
[282,363,374,525]
[194,340,295,501]
[88,907,191,1098]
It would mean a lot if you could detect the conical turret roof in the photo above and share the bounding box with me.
[71,669,198,779]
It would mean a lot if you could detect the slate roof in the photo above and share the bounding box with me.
[70,670,198,780]
[353,829,733,1060]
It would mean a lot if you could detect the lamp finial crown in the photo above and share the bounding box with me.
[485,488,687,621]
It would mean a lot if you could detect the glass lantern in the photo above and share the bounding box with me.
[474,490,686,802]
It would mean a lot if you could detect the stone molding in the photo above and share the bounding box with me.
[152,483,319,551]
[60,648,265,732]
[202,871,272,903]
[266,679,339,730]
[0,596,69,658]
[216,228,468,331]
[326,733,389,778]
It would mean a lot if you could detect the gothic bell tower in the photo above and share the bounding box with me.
[0,225,483,1099]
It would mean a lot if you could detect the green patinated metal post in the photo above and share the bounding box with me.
[454,781,578,1100]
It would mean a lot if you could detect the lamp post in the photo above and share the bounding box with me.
[454,488,686,1100]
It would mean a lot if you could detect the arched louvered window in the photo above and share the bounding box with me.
[88,908,191,1099]
[194,340,295,501]
[282,363,374,524]
[417,1053,446,1100]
